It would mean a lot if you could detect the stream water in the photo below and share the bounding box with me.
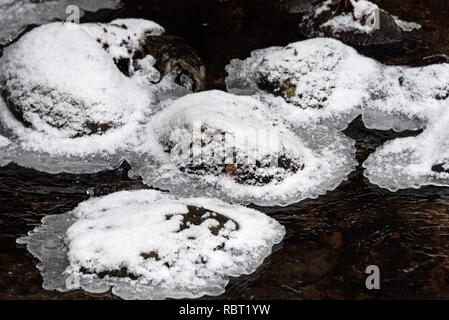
[1,0,449,299]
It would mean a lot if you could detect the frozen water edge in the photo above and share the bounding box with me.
[226,37,449,192]
[17,190,286,300]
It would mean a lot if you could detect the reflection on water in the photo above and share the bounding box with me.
[1,0,449,299]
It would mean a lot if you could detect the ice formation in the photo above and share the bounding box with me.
[131,90,357,206]
[0,0,122,46]
[226,37,379,130]
[226,37,449,192]
[17,189,285,300]
[0,19,190,173]
[362,63,449,132]
[363,63,449,191]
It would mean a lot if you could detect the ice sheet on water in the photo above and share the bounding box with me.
[17,189,285,300]
[130,90,357,206]
[0,20,188,173]
[226,37,379,130]
[0,0,121,46]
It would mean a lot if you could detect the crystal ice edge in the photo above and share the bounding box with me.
[17,190,286,300]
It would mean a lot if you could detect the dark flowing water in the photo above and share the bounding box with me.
[1,0,449,299]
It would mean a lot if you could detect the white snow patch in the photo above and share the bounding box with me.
[131,90,357,206]
[17,189,285,300]
[0,0,121,46]
[225,37,449,192]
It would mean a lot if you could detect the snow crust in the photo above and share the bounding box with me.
[0,0,121,46]
[17,189,285,300]
[131,90,357,206]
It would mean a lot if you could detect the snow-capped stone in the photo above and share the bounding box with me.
[0,20,162,138]
[132,90,357,206]
[226,37,379,129]
[17,189,285,300]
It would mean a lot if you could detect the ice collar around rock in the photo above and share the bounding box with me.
[131,90,357,206]
[17,189,285,300]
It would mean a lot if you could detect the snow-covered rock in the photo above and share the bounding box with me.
[226,37,449,192]
[17,189,285,300]
[132,90,357,206]
[0,19,196,173]
[298,0,421,47]
[226,37,379,130]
